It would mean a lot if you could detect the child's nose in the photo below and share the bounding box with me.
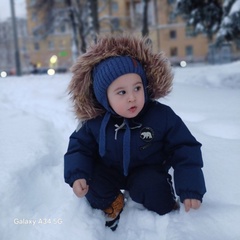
[128,93,136,102]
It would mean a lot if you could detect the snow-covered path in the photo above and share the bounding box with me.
[1,62,240,240]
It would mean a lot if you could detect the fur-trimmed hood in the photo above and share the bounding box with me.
[69,34,173,120]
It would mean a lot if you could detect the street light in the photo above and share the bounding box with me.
[50,55,58,64]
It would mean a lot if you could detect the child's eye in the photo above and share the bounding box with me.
[117,90,126,95]
[134,86,142,91]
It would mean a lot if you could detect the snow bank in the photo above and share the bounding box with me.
[1,62,240,240]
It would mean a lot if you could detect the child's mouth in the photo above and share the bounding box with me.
[129,106,137,113]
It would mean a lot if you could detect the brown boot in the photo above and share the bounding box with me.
[104,193,124,231]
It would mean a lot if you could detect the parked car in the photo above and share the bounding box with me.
[31,67,68,74]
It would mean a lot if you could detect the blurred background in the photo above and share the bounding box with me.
[0,0,240,77]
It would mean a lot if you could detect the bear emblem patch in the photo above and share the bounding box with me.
[140,127,154,142]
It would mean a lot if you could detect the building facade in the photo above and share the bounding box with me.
[0,18,29,74]
[25,0,73,72]
[22,0,240,72]
[0,19,15,73]
[99,0,210,64]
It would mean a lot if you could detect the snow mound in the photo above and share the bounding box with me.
[1,62,240,240]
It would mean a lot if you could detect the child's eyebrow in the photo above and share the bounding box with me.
[113,81,143,92]
[113,87,125,92]
[134,81,143,85]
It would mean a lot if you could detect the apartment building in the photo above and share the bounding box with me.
[0,19,15,73]
[24,0,237,71]
[109,0,239,63]
[0,18,29,74]
[151,0,209,63]
[99,0,210,64]
[26,0,73,71]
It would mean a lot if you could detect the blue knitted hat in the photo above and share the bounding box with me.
[93,56,147,112]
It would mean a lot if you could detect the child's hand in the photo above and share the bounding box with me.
[183,199,201,212]
[73,179,89,198]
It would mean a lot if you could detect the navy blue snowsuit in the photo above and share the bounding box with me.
[64,100,206,215]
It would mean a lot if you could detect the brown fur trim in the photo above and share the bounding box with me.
[68,33,173,120]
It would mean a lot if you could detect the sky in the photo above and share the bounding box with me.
[0,0,26,20]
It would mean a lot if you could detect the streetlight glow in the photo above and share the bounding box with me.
[47,69,55,76]
[1,71,8,78]
[50,55,58,64]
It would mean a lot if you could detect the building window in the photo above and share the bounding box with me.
[59,40,66,49]
[186,45,193,56]
[34,42,40,51]
[168,0,175,4]
[170,47,178,57]
[60,24,66,33]
[111,2,118,12]
[170,30,177,39]
[185,25,195,37]
[33,30,38,38]
[168,12,177,23]
[111,17,120,30]
[31,12,37,22]
[48,41,54,50]
[49,27,55,34]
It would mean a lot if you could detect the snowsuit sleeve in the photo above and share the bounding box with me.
[64,121,98,187]
[164,107,206,203]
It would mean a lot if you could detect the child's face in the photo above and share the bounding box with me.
[107,73,145,118]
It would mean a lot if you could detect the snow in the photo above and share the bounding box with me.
[230,0,240,14]
[1,61,240,240]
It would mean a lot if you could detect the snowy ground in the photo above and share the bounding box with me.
[1,61,240,240]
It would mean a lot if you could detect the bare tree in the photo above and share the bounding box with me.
[31,0,100,54]
[142,0,149,37]
[88,0,100,42]
[74,0,88,53]
[64,0,79,60]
